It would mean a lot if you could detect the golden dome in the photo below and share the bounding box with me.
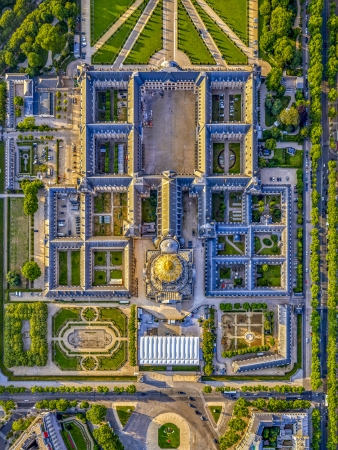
[153,254,183,283]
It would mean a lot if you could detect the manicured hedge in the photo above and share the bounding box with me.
[4,302,48,367]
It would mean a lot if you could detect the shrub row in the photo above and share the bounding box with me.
[220,302,267,311]
[222,345,270,358]
[128,304,137,366]
[241,384,304,393]
[326,161,338,449]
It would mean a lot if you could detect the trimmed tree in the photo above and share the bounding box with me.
[21,261,41,281]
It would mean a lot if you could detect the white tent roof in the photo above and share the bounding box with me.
[139,336,200,365]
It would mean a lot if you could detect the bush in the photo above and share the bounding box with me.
[6,270,20,286]
[203,385,212,393]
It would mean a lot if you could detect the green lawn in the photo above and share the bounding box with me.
[205,0,248,44]
[98,342,127,370]
[178,0,215,65]
[219,236,245,255]
[111,251,123,265]
[71,251,80,285]
[53,343,80,370]
[254,236,262,253]
[52,308,80,336]
[139,365,167,371]
[191,0,247,64]
[94,251,107,266]
[213,142,224,173]
[171,365,200,371]
[83,308,96,321]
[99,308,127,336]
[91,0,135,44]
[62,421,87,450]
[273,148,303,168]
[8,198,29,279]
[229,143,241,174]
[158,423,180,449]
[93,270,107,286]
[212,193,226,222]
[125,0,163,64]
[220,267,231,278]
[208,405,222,424]
[142,191,157,222]
[257,265,281,287]
[110,269,123,279]
[92,0,149,64]
[59,251,68,286]
[116,406,135,426]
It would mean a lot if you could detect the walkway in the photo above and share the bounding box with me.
[113,0,160,67]
[163,0,176,61]
[181,0,225,67]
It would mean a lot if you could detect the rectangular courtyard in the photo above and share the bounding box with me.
[142,89,197,174]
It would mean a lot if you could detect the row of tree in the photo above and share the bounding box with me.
[0,82,6,126]
[259,0,301,72]
[240,384,304,393]
[307,0,324,393]
[311,409,321,450]
[222,345,270,359]
[128,304,137,366]
[202,307,216,376]
[327,3,338,149]
[4,302,48,368]
[294,170,304,292]
[219,302,267,311]
[326,161,338,449]
[35,399,77,411]
[21,178,43,216]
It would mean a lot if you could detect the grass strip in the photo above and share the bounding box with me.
[125,0,163,64]
[71,251,80,285]
[191,0,247,64]
[91,0,135,44]
[204,0,248,44]
[177,0,215,65]
[92,0,150,65]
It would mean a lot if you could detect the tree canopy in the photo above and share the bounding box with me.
[86,404,107,424]
[21,261,41,281]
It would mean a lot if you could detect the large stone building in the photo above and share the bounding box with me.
[41,67,291,301]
